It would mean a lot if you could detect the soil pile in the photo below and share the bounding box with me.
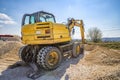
[0,41,23,72]
[84,44,96,51]
[85,46,120,65]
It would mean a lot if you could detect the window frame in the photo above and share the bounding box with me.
[22,11,56,26]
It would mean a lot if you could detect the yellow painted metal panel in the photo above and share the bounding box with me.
[54,37,71,43]
[21,22,71,45]
[22,40,54,45]
[52,23,71,42]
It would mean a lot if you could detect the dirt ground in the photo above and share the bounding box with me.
[0,41,120,80]
[0,41,23,72]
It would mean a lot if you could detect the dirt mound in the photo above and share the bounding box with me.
[6,37,21,41]
[0,41,23,72]
[85,46,120,65]
[66,46,120,80]
[0,35,21,41]
[0,41,23,56]
[84,44,96,51]
[0,41,5,48]
[97,70,120,80]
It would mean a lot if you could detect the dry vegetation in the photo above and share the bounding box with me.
[87,42,120,50]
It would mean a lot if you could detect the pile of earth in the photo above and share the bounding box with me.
[85,46,120,65]
[0,41,23,72]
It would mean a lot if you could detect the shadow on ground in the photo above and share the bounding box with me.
[0,54,84,80]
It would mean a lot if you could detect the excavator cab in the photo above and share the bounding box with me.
[22,11,56,26]
[21,11,71,45]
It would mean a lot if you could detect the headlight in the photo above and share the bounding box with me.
[36,31,41,34]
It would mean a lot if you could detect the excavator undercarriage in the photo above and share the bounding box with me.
[18,42,83,78]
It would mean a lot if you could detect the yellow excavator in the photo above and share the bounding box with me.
[19,11,85,78]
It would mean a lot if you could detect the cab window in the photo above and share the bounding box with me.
[39,13,55,23]
[30,16,35,24]
[24,16,30,25]
[40,17,46,22]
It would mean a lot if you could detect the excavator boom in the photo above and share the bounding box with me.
[68,19,85,43]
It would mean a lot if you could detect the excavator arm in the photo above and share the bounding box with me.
[68,18,85,43]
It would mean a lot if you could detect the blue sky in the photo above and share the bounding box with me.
[0,0,120,38]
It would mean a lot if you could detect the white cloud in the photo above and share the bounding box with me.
[0,13,12,20]
[0,13,17,25]
[0,20,16,24]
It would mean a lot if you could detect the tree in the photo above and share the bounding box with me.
[87,27,102,42]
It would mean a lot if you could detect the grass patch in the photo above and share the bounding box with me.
[87,42,120,50]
